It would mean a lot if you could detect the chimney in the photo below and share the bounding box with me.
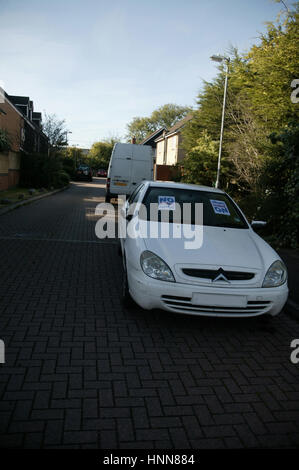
[131,136,136,144]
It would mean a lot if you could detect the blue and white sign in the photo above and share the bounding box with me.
[210,199,230,216]
[158,196,176,210]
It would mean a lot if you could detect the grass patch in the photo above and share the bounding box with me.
[0,187,49,206]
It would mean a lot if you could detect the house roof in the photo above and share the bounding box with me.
[8,95,30,105]
[166,113,193,134]
[140,127,166,146]
[3,91,47,136]
[154,113,193,142]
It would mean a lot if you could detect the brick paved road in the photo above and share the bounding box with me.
[0,179,299,449]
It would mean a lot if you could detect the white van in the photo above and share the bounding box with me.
[105,143,154,202]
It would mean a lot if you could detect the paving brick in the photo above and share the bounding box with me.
[136,428,170,441]
[117,418,135,442]
[203,425,236,438]
[24,432,44,449]
[1,180,299,449]
[193,405,215,426]
[182,415,203,439]
[65,409,81,431]
[192,438,226,449]
[44,420,64,445]
[243,412,267,435]
[13,400,32,421]
[233,424,260,448]
[150,417,181,428]
[34,391,51,409]
[83,398,98,419]
[0,411,12,433]
[132,407,149,429]
[64,430,97,445]
[99,430,118,448]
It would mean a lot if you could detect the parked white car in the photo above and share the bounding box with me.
[120,181,288,318]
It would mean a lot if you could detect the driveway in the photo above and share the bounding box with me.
[0,178,299,448]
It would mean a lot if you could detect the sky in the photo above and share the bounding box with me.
[1,0,284,148]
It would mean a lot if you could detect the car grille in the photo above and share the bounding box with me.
[181,268,255,281]
[161,295,271,315]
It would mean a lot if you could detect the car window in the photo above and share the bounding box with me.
[128,184,144,205]
[139,187,248,229]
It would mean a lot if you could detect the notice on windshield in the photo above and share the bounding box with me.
[210,199,230,216]
[158,196,176,210]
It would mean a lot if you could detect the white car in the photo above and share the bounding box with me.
[120,181,288,318]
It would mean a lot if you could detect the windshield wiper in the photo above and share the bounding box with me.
[214,222,245,229]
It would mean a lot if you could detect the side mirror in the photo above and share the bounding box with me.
[251,220,267,229]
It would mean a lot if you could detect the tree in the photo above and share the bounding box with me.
[61,146,83,175]
[181,49,249,190]
[42,113,67,155]
[181,131,220,186]
[86,141,114,169]
[258,122,299,248]
[242,6,299,132]
[126,103,192,143]
[182,5,299,186]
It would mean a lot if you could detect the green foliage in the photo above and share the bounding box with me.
[181,131,219,186]
[243,7,299,131]
[258,122,299,248]
[61,146,83,175]
[86,141,114,169]
[51,170,70,188]
[20,152,70,189]
[180,4,299,246]
[0,128,11,152]
[61,156,76,178]
[126,103,191,143]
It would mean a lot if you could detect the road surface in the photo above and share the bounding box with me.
[0,178,299,448]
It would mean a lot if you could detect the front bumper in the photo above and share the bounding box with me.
[128,269,288,317]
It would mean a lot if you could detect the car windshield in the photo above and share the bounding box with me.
[139,187,248,229]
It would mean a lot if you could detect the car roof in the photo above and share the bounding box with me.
[144,180,225,194]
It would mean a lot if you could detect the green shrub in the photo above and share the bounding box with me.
[51,170,70,188]
[20,152,70,189]
[62,156,76,178]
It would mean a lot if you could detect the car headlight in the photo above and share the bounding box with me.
[140,251,175,282]
[262,260,287,288]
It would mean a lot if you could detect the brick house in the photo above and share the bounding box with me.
[0,91,48,190]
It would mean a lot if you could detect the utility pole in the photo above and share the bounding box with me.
[210,55,230,189]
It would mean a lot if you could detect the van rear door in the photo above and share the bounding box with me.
[109,146,132,195]
[130,159,152,192]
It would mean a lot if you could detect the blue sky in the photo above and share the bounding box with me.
[1,0,283,148]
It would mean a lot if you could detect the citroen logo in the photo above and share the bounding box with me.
[212,268,230,283]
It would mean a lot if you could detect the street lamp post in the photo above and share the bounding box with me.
[65,130,75,166]
[210,55,230,189]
